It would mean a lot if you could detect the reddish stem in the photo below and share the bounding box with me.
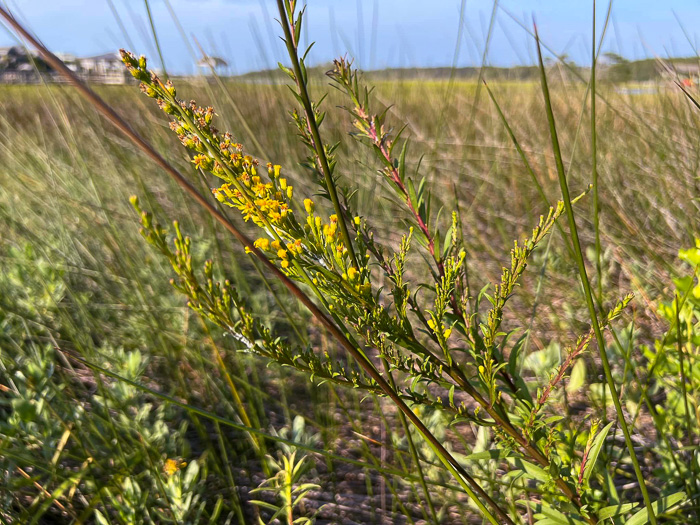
[367,120,445,278]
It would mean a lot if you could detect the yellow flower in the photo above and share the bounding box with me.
[281,260,290,269]
[287,240,302,255]
[427,318,436,330]
[164,458,180,476]
[277,249,288,259]
[191,154,212,171]
[347,267,358,281]
[271,240,282,251]
[279,178,287,190]
[212,188,226,202]
[304,198,314,214]
[254,238,270,251]
[286,186,293,199]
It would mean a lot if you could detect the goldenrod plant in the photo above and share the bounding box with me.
[0,0,699,523]
[115,1,689,522]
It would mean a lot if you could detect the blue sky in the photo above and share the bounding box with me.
[2,0,700,74]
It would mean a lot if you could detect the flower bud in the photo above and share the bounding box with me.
[304,198,314,214]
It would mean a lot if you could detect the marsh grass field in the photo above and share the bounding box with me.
[0,41,699,525]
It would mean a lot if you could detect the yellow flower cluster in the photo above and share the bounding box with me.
[427,318,452,340]
[122,50,372,290]
[212,166,291,228]
[163,458,187,476]
[253,237,304,269]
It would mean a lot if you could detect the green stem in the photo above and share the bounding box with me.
[275,0,359,269]
[143,0,168,80]
[381,358,439,524]
[675,294,694,447]
[534,24,657,525]
[675,294,698,501]
[591,0,603,305]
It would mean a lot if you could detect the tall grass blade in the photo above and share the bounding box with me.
[533,20,657,525]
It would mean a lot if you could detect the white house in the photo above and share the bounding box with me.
[78,52,129,84]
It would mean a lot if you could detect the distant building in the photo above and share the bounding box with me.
[0,47,129,84]
[79,52,129,83]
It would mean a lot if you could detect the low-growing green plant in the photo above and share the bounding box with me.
[250,416,321,525]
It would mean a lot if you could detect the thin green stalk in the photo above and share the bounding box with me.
[483,80,575,259]
[675,294,698,500]
[275,0,359,269]
[607,328,688,495]
[213,421,246,525]
[143,0,168,80]
[467,0,499,133]
[591,0,602,304]
[249,256,308,345]
[331,386,417,524]
[675,294,694,446]
[198,316,270,468]
[534,24,657,524]
[381,358,439,524]
[106,0,135,51]
[628,269,697,431]
[432,0,467,148]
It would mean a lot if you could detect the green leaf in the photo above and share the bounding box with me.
[582,421,613,485]
[249,500,280,512]
[406,178,418,209]
[94,510,110,525]
[464,449,512,462]
[566,359,586,393]
[602,466,620,505]
[535,505,587,524]
[679,241,700,267]
[624,491,687,525]
[598,502,638,520]
[398,140,408,183]
[509,457,550,482]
